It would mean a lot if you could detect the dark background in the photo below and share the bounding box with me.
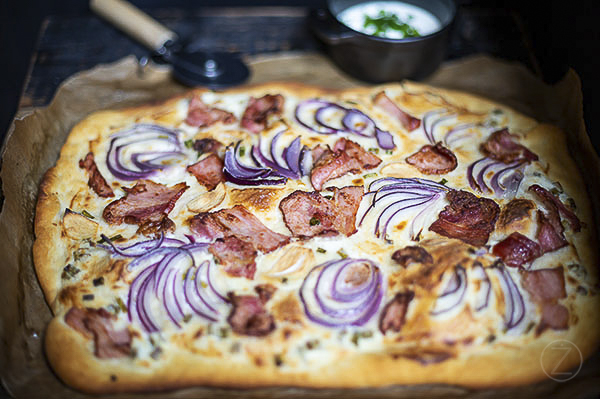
[0,0,599,397]
[1,0,599,153]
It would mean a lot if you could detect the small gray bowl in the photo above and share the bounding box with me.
[310,0,456,83]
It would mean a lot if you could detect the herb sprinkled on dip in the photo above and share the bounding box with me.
[337,1,441,39]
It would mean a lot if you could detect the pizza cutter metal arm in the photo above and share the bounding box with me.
[89,0,250,88]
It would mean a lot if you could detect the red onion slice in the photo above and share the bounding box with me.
[422,109,448,144]
[468,157,527,198]
[126,239,228,332]
[315,103,348,132]
[443,123,478,147]
[251,130,307,179]
[296,99,397,149]
[430,265,468,315]
[471,263,491,312]
[342,109,376,137]
[490,160,525,198]
[300,258,384,327]
[295,99,340,134]
[106,124,186,181]
[359,177,449,241]
[491,265,525,330]
[100,232,165,257]
[375,129,396,149]
[224,141,287,186]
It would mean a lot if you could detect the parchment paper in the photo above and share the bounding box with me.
[1,52,598,399]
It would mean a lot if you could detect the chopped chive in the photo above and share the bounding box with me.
[81,210,95,219]
[337,249,348,259]
[219,327,229,338]
[116,297,128,313]
[93,276,104,286]
[368,147,379,153]
[274,354,283,367]
[363,173,377,179]
[110,234,122,241]
[150,347,163,360]
[316,247,326,254]
[385,150,393,155]
[183,314,192,323]
[184,139,194,149]
[351,330,373,345]
[309,217,320,226]
[239,146,246,157]
[438,178,448,185]
[61,264,80,280]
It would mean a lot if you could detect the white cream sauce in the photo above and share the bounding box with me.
[337,1,442,39]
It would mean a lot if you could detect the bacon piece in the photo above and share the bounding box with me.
[190,205,290,253]
[187,153,225,191]
[185,96,236,127]
[279,186,363,238]
[492,232,542,268]
[64,307,131,359]
[227,294,276,336]
[255,284,277,303]
[529,184,581,232]
[521,267,568,332]
[79,152,114,198]
[521,267,566,302]
[481,129,538,163]
[209,236,257,279]
[430,190,500,247]
[379,291,414,334]
[192,138,223,156]
[497,198,535,229]
[391,246,433,267]
[136,213,176,237]
[103,180,188,229]
[539,303,569,331]
[536,210,567,252]
[405,143,457,175]
[241,94,284,133]
[310,138,381,191]
[373,91,421,131]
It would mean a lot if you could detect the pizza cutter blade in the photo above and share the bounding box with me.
[90,0,250,88]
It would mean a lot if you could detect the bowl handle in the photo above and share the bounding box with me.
[309,8,355,45]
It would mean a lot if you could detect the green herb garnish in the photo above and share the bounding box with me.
[93,277,104,286]
[239,146,246,157]
[368,147,379,154]
[309,217,321,226]
[316,247,326,254]
[385,150,394,155]
[364,11,420,38]
[363,173,377,179]
[116,297,128,313]
[81,210,95,219]
[337,249,348,259]
[183,314,192,323]
[184,139,194,149]
[351,330,373,345]
[438,178,448,185]
[61,264,80,280]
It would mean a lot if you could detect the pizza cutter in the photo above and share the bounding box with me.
[90,0,250,88]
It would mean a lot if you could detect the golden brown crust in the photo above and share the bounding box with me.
[35,81,600,393]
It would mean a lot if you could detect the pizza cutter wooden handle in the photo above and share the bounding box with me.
[90,0,177,51]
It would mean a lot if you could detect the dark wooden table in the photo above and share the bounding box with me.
[19,5,537,109]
